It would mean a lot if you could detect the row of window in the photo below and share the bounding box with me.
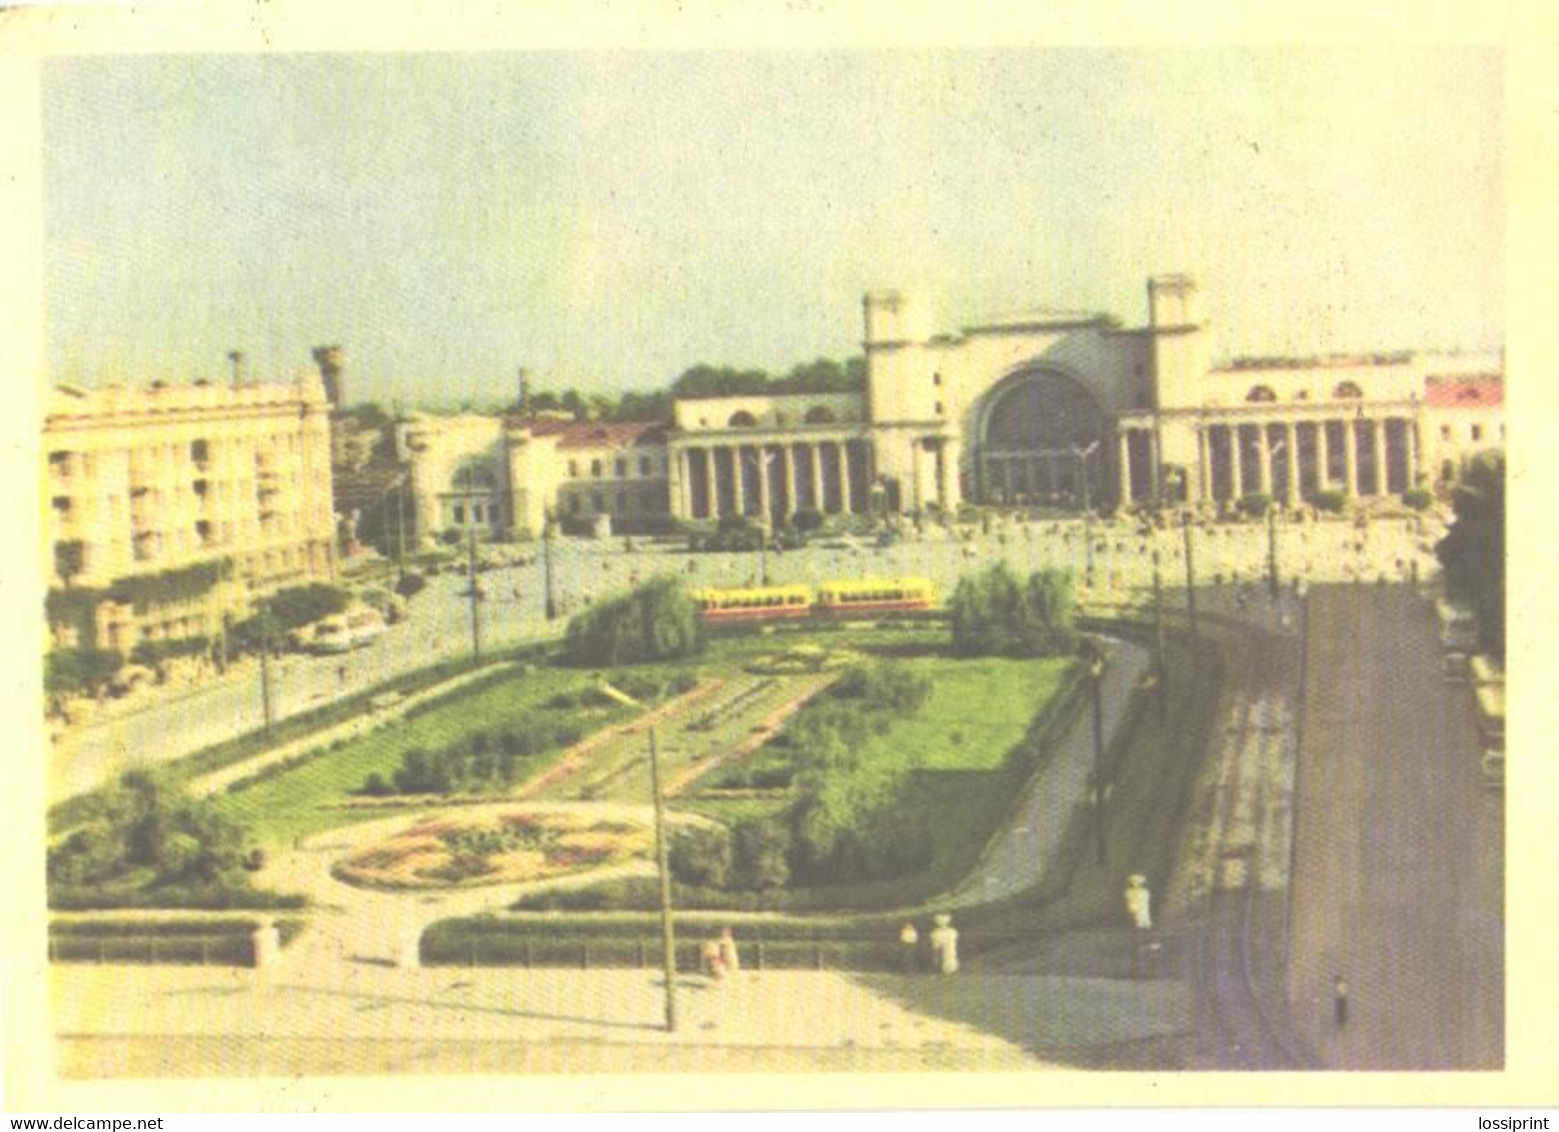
[1441,422,1502,443]
[566,455,662,479]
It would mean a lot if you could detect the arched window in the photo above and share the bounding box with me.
[1246,385,1277,403]
[1333,381,1364,400]
[804,406,837,424]
[728,411,757,428]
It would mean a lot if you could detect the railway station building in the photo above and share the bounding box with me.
[400,274,1502,540]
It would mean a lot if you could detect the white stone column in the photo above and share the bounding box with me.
[731,445,746,515]
[1148,431,1162,500]
[1371,418,1386,496]
[758,445,773,522]
[1118,430,1133,505]
[1343,420,1359,498]
[1284,422,1300,507]
[810,444,824,512]
[784,445,798,518]
[1409,416,1422,488]
[830,442,846,513]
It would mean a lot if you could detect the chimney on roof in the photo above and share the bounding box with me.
[227,349,246,389]
[518,366,531,414]
[313,345,345,408]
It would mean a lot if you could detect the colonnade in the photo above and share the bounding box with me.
[670,438,872,522]
[1196,415,1420,505]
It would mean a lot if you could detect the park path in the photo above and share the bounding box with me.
[944,635,1151,906]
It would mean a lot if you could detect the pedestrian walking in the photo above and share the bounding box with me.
[929,913,959,975]
[898,921,919,973]
[717,926,741,976]
[702,937,726,982]
[1333,974,1350,1027]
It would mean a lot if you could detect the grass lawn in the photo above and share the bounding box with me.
[962,637,1224,936]
[683,651,1079,908]
[215,665,631,845]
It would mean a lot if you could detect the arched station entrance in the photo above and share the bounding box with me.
[975,369,1111,510]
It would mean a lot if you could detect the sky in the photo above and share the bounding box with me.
[41,49,1503,407]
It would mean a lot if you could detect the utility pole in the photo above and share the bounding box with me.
[394,468,409,586]
[1267,497,1281,601]
[596,680,677,1032]
[466,519,482,661]
[258,613,275,733]
[1152,548,1168,722]
[542,512,558,621]
[648,721,677,1033]
[1267,441,1285,601]
[1088,645,1107,866]
[1073,441,1099,588]
[1181,511,1200,644]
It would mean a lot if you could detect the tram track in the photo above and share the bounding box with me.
[1186,600,1312,1070]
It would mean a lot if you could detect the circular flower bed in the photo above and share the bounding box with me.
[333,809,652,889]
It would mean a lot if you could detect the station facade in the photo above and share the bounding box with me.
[399,274,1503,541]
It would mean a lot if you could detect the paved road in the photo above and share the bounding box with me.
[50,513,1440,804]
[1289,584,1503,1069]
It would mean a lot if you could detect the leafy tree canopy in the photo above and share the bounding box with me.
[671,356,866,400]
[949,562,1078,657]
[1436,451,1504,656]
[563,575,704,668]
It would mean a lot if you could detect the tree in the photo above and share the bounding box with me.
[730,817,790,891]
[261,583,351,634]
[47,767,250,894]
[949,562,1077,657]
[1437,451,1504,655]
[45,646,123,698]
[563,576,703,667]
[669,825,731,888]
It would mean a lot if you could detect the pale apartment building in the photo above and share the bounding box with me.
[43,373,336,654]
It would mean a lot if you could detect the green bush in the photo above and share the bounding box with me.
[668,825,732,888]
[731,816,791,891]
[1239,492,1273,518]
[1402,488,1433,511]
[46,767,300,911]
[1312,489,1347,514]
[792,508,825,534]
[395,572,428,598]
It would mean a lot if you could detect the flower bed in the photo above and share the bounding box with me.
[332,809,652,890]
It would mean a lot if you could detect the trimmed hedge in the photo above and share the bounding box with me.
[47,916,307,967]
[421,912,1023,971]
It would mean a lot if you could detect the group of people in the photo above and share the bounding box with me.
[898,913,961,975]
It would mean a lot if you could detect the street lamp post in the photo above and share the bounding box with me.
[1152,549,1168,722]
[1072,441,1100,588]
[1181,510,1200,645]
[256,610,275,733]
[596,680,678,1033]
[1267,440,1286,601]
[542,511,558,621]
[466,518,482,662]
[1087,644,1108,866]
